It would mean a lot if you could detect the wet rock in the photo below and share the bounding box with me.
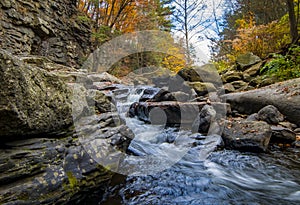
[270,126,296,143]
[236,53,261,71]
[222,120,271,152]
[221,78,300,127]
[0,49,72,140]
[191,134,224,149]
[139,88,178,102]
[139,87,160,102]
[257,105,284,125]
[86,90,116,113]
[129,101,228,128]
[192,105,220,135]
[112,88,130,101]
[151,90,176,102]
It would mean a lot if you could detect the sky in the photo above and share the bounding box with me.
[171,0,225,65]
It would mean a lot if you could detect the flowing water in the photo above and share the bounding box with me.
[89,86,300,205]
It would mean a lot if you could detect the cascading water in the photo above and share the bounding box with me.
[113,85,217,176]
[96,86,300,205]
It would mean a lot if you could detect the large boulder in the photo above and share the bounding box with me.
[139,88,176,102]
[236,53,261,71]
[192,105,220,135]
[177,67,201,82]
[222,119,272,152]
[178,64,222,85]
[243,62,263,77]
[222,78,300,127]
[188,82,217,96]
[257,105,284,125]
[221,71,243,83]
[86,90,116,114]
[0,50,73,140]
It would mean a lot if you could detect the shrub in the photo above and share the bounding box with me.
[261,46,300,80]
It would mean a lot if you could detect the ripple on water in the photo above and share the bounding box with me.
[98,86,300,205]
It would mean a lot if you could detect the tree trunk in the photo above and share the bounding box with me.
[286,0,299,44]
[184,0,191,65]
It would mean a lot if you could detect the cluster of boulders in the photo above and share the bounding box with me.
[222,77,300,149]
[219,53,278,93]
[222,104,298,152]
[127,62,300,153]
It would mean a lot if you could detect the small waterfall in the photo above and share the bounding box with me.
[111,85,222,176]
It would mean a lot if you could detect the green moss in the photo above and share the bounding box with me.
[66,171,78,189]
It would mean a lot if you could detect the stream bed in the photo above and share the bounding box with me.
[83,86,300,205]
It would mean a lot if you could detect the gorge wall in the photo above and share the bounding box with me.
[0,1,124,204]
[0,0,92,67]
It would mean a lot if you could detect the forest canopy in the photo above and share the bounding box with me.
[74,0,300,77]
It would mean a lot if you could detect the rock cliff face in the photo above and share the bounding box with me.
[0,1,129,204]
[0,0,92,67]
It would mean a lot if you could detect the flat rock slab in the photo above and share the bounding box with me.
[221,78,300,126]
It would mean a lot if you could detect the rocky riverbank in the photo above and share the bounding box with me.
[1,48,300,204]
[1,0,300,204]
[0,48,135,204]
[0,0,132,204]
[127,60,300,152]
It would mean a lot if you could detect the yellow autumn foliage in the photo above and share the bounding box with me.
[230,13,290,58]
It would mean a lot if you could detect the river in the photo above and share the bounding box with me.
[82,85,300,205]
